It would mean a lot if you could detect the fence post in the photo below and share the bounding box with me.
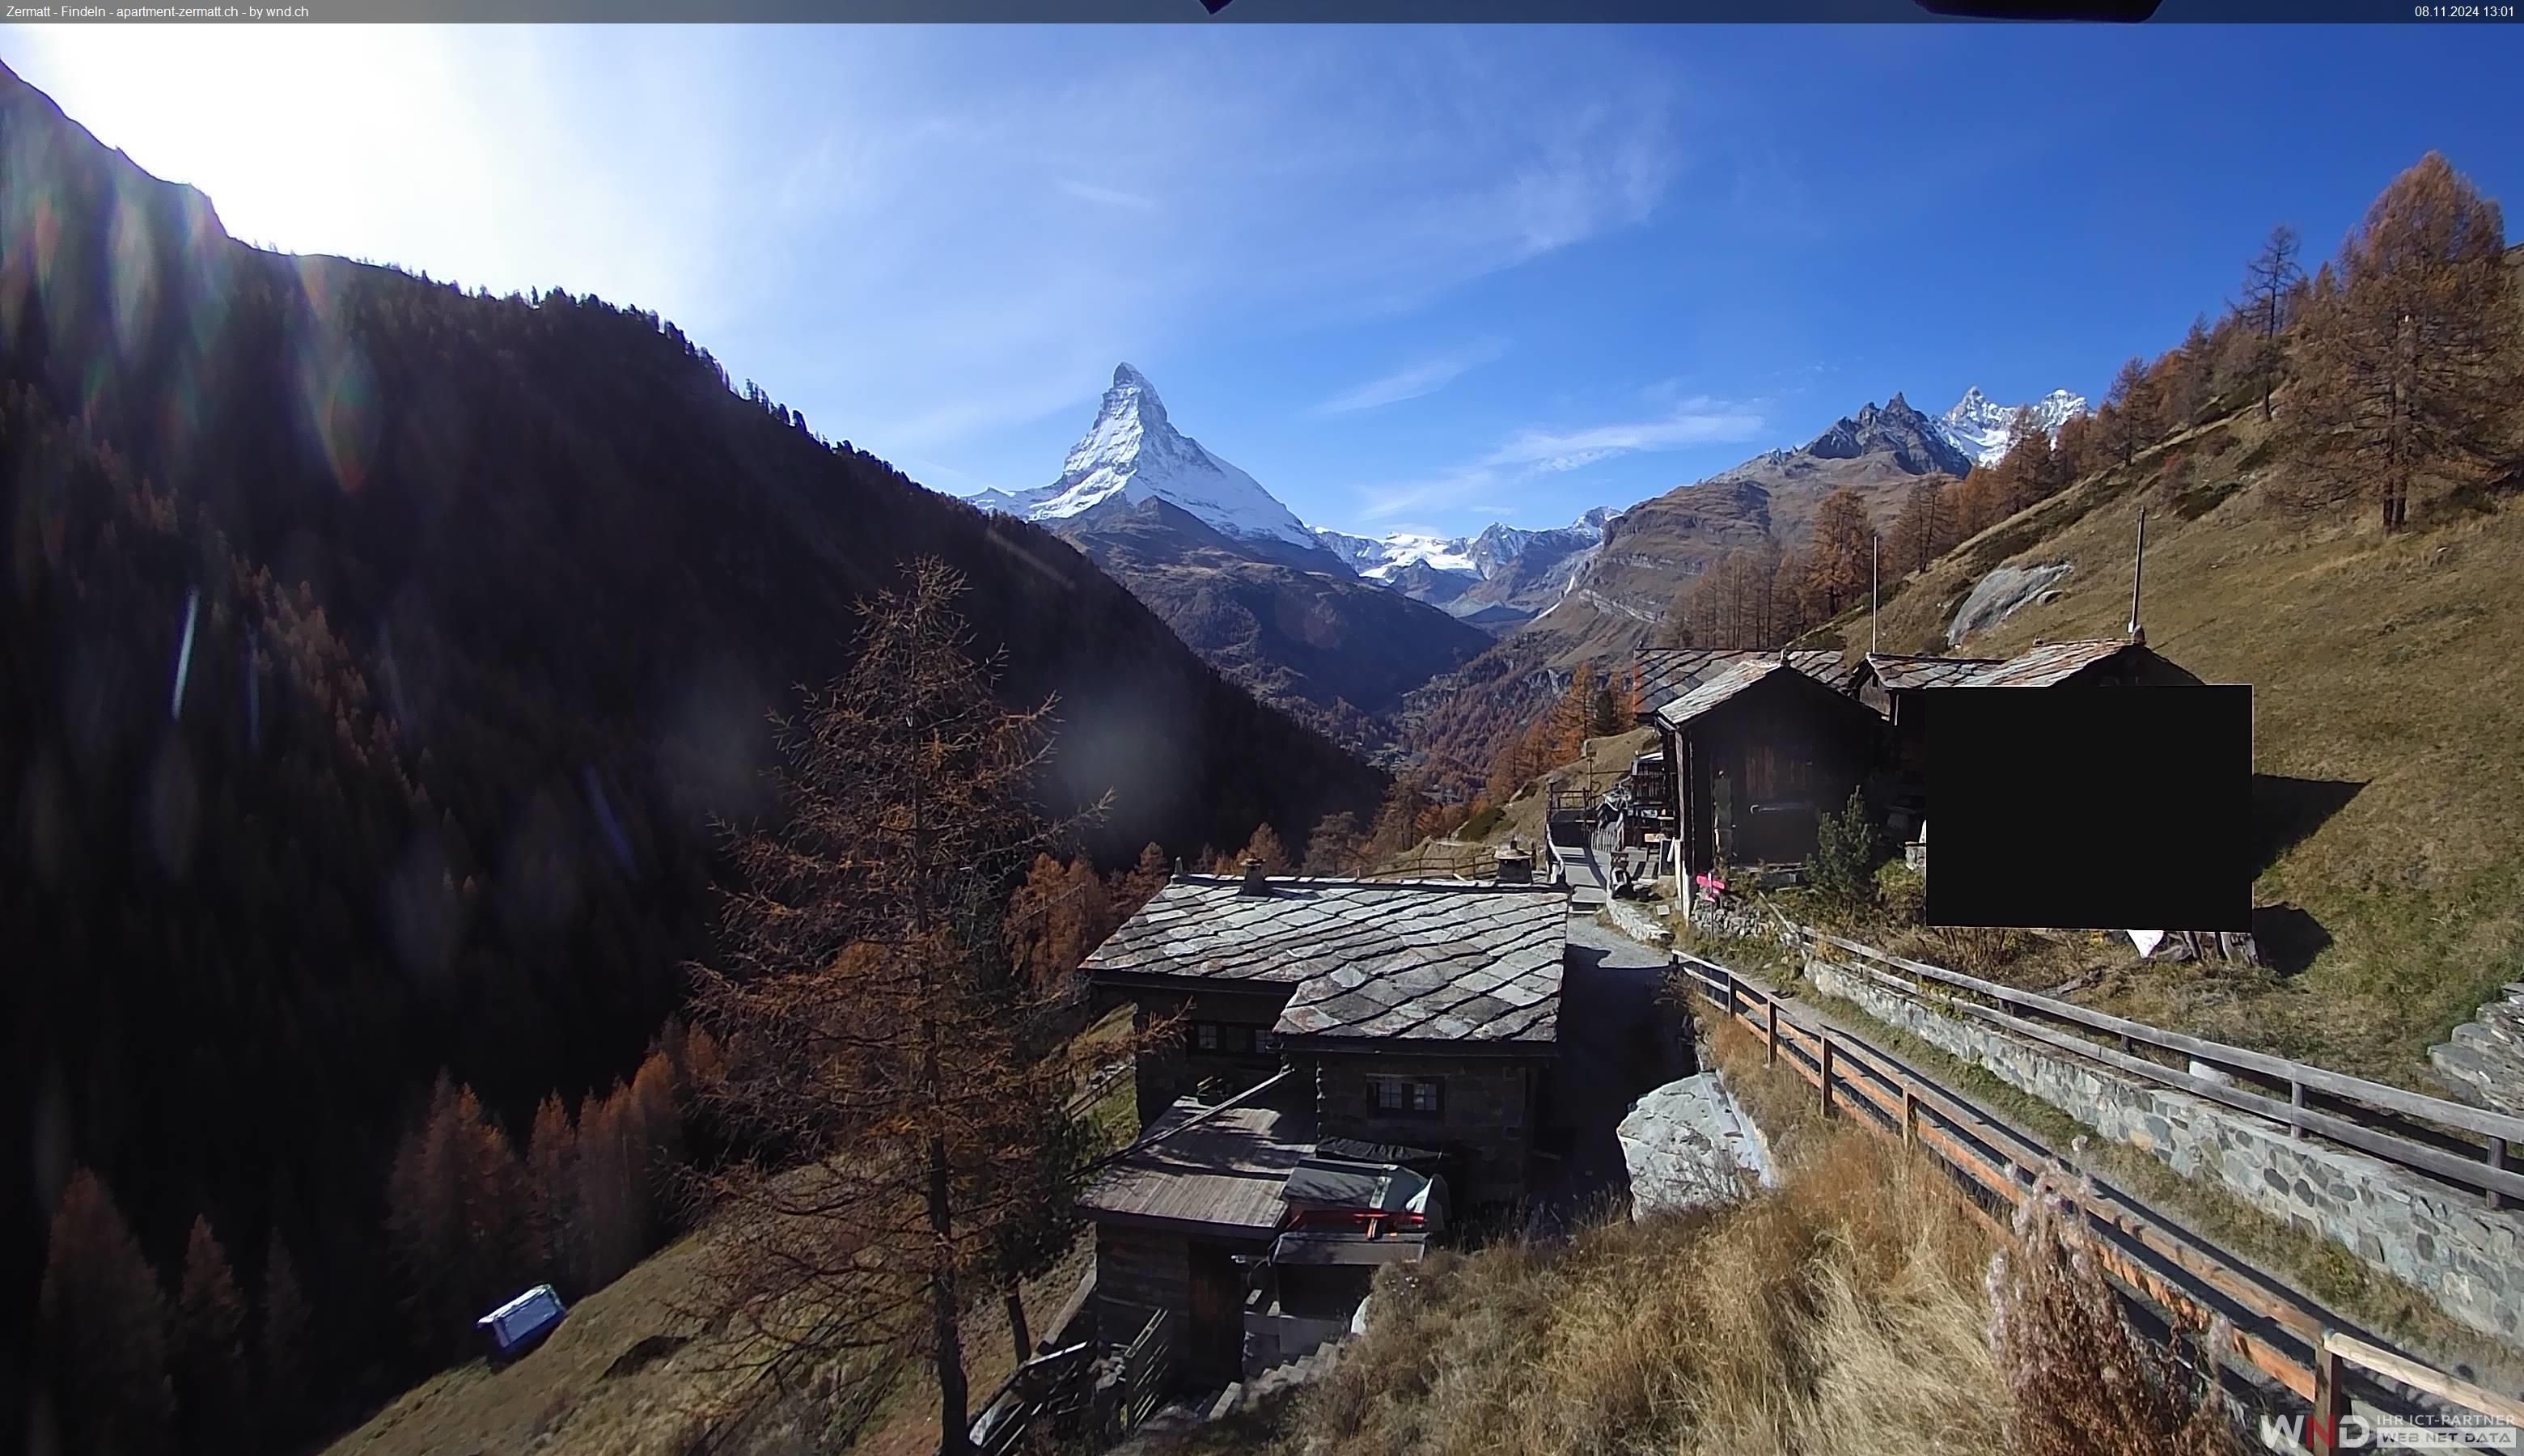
[1902,1084,1917,1147]
[2310,1335,2346,1456]
[2289,1080,2306,1141]
[1724,971,1737,1025]
[1819,1039,1835,1120]
[1766,1001,1777,1067]
[2492,1136,2509,1212]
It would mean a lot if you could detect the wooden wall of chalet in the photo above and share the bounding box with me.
[1670,672,1882,877]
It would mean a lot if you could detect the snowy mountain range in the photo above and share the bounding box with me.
[1933,386,2090,468]
[964,363,1322,552]
[958,363,1620,629]
[1315,509,1617,586]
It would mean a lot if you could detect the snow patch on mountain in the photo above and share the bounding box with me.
[976,364,1322,550]
[1935,387,2089,468]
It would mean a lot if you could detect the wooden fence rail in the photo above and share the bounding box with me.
[1671,949,2522,1455]
[1797,928,2524,1209]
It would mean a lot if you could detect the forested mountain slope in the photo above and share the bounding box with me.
[0,59,1381,1438]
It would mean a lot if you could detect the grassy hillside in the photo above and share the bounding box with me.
[1828,400,2524,1087]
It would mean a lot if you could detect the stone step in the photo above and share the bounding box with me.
[2429,1042,2524,1118]
[2475,1009,2524,1049]
[2450,1022,2522,1057]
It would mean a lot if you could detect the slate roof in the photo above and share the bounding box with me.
[1860,652,2003,692]
[1963,639,2145,688]
[1078,1098,1313,1234]
[1634,649,1840,717]
[1654,657,1817,730]
[1085,876,1566,1050]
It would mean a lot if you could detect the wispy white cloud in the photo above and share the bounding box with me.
[1057,180,1162,213]
[1315,338,1506,416]
[1357,395,1764,522]
[1485,396,1767,468]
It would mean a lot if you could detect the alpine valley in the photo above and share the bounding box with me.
[956,366,2083,764]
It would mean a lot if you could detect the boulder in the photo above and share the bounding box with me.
[1617,1073,1780,1217]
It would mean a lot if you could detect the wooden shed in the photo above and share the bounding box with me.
[1078,1095,1313,1389]
[1654,656,1886,879]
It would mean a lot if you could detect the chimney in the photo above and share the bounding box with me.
[1238,856,1271,896]
[1493,844,1535,885]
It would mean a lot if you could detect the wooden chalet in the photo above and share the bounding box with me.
[1858,637,2204,866]
[1627,649,1841,877]
[1651,655,1883,883]
[1078,866,1569,1389]
[1844,652,2001,848]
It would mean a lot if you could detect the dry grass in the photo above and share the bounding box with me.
[1831,403,2524,1086]
[1792,980,2524,1388]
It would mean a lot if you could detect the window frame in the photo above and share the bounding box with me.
[1369,1075,1445,1118]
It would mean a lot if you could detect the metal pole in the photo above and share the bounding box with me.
[2128,508,2147,641]
[1870,533,1879,654]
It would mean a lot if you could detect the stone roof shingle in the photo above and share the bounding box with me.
[1963,639,2143,688]
[1085,876,1566,1050]
[1861,652,2003,692]
[1633,648,1839,716]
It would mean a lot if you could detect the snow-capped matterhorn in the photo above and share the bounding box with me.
[1936,386,2089,468]
[968,364,1320,550]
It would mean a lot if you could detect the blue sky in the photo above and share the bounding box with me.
[6,25,2519,539]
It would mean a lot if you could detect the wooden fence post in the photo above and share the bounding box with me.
[2310,1335,2346,1456]
[1819,1039,1835,1120]
[1902,1085,1917,1147]
[2492,1136,2509,1211]
[2290,1080,2306,1141]
[1766,1001,1777,1066]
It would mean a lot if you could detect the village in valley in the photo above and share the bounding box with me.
[17,28,2524,1456]
[988,610,2258,1449]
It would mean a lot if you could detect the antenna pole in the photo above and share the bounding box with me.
[1870,532,1879,654]
[2128,508,2147,643]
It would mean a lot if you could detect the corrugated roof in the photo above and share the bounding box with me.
[1078,1098,1313,1234]
[1963,639,2141,688]
[1633,649,1839,715]
[1862,652,2003,692]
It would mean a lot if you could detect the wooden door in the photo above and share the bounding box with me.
[1185,1243,1245,1386]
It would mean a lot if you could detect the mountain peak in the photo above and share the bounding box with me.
[1803,393,1971,476]
[1934,385,2090,468]
[1023,365,1317,550]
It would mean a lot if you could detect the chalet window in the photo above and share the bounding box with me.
[1370,1077,1443,1116]
[1189,1022,1254,1054]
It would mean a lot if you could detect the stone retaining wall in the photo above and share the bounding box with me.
[1599,898,1672,948]
[1804,954,2524,1345]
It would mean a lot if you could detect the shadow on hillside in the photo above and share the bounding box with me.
[2250,904,2332,976]
[2249,774,2366,879]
